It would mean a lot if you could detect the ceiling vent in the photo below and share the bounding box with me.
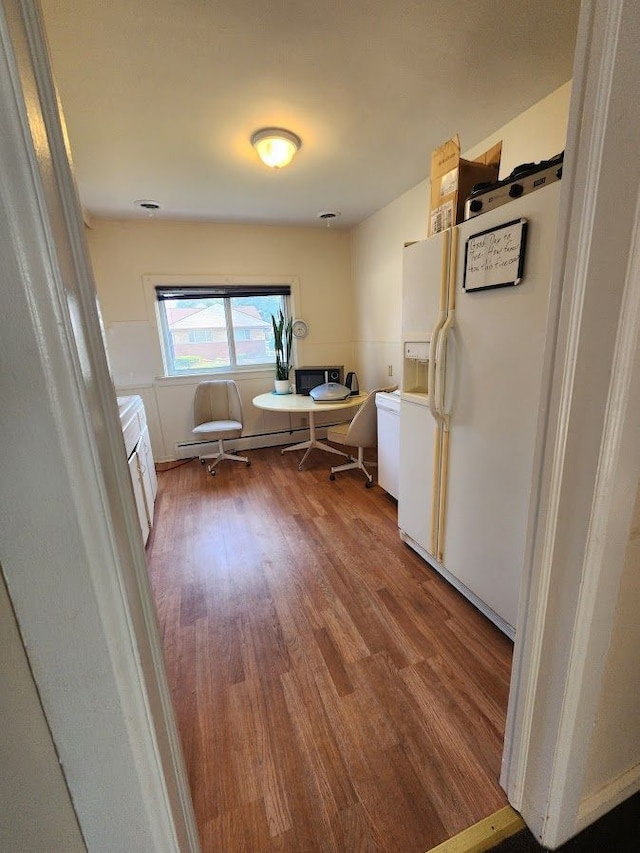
[134,199,161,213]
[317,211,341,225]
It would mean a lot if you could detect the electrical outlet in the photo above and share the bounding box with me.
[388,364,393,376]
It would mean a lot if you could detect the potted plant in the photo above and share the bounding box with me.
[271,309,293,394]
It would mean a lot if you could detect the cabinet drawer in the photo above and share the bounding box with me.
[118,396,145,457]
[122,418,140,458]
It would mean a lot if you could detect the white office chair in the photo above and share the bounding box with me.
[327,385,397,487]
[192,380,250,475]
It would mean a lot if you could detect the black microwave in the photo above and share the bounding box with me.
[295,366,344,395]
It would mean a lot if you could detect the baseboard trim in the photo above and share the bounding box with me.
[576,763,640,833]
[426,806,525,853]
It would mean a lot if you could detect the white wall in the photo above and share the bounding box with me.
[0,4,198,846]
[500,5,640,840]
[350,83,573,394]
[88,221,353,460]
[583,478,640,798]
[0,572,86,853]
[464,82,572,180]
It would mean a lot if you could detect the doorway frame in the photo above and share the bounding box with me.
[502,0,640,846]
[0,2,199,850]
[3,0,640,850]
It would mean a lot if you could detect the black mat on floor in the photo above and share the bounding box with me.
[491,791,640,852]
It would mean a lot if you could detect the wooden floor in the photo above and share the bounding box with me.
[146,447,513,853]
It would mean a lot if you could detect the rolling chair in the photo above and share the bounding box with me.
[192,380,250,476]
[327,385,397,487]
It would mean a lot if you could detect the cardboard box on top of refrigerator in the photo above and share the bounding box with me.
[429,135,502,236]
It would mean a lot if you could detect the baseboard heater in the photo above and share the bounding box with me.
[175,423,340,459]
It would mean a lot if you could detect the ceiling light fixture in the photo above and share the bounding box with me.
[251,127,301,169]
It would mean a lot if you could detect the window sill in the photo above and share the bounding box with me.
[154,366,278,386]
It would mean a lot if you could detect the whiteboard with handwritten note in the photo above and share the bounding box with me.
[463,218,528,292]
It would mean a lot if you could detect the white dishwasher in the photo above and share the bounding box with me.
[376,389,401,499]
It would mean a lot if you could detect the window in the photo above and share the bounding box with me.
[155,284,291,376]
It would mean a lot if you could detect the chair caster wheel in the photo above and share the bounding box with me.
[365,480,374,488]
[208,468,216,476]
[329,473,336,481]
[246,460,251,467]
[200,458,206,465]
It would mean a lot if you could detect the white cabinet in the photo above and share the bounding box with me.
[128,450,151,541]
[117,396,157,544]
[137,424,157,531]
[376,390,401,499]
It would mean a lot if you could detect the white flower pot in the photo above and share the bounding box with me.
[274,379,291,394]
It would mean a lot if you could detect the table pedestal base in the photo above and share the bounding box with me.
[281,438,349,470]
[280,414,349,469]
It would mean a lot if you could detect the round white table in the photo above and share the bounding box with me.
[252,391,366,469]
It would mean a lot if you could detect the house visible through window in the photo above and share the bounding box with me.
[155,284,291,376]
[187,329,215,344]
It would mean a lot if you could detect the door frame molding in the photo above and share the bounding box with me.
[502,1,640,845]
[4,0,640,850]
[0,2,199,850]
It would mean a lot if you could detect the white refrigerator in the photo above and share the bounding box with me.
[398,180,562,638]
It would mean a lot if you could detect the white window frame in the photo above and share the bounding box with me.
[144,274,299,380]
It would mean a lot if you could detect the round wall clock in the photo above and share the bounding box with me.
[292,319,308,339]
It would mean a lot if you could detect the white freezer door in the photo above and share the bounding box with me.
[401,232,450,341]
[398,396,440,557]
[440,181,562,631]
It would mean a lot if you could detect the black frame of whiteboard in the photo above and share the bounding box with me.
[463,217,528,293]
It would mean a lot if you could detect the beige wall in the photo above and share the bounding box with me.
[88,221,353,460]
[350,82,573,394]
[0,571,85,853]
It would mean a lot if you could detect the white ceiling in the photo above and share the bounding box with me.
[40,0,580,228]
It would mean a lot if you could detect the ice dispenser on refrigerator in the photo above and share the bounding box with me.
[402,341,429,394]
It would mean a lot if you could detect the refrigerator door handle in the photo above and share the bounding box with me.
[428,325,442,421]
[435,309,454,418]
[428,230,451,422]
[435,228,459,419]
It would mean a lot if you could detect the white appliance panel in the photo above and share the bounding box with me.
[401,233,449,341]
[440,182,561,629]
[376,391,401,499]
[398,397,439,556]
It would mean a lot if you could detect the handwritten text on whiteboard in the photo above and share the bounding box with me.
[463,218,528,292]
